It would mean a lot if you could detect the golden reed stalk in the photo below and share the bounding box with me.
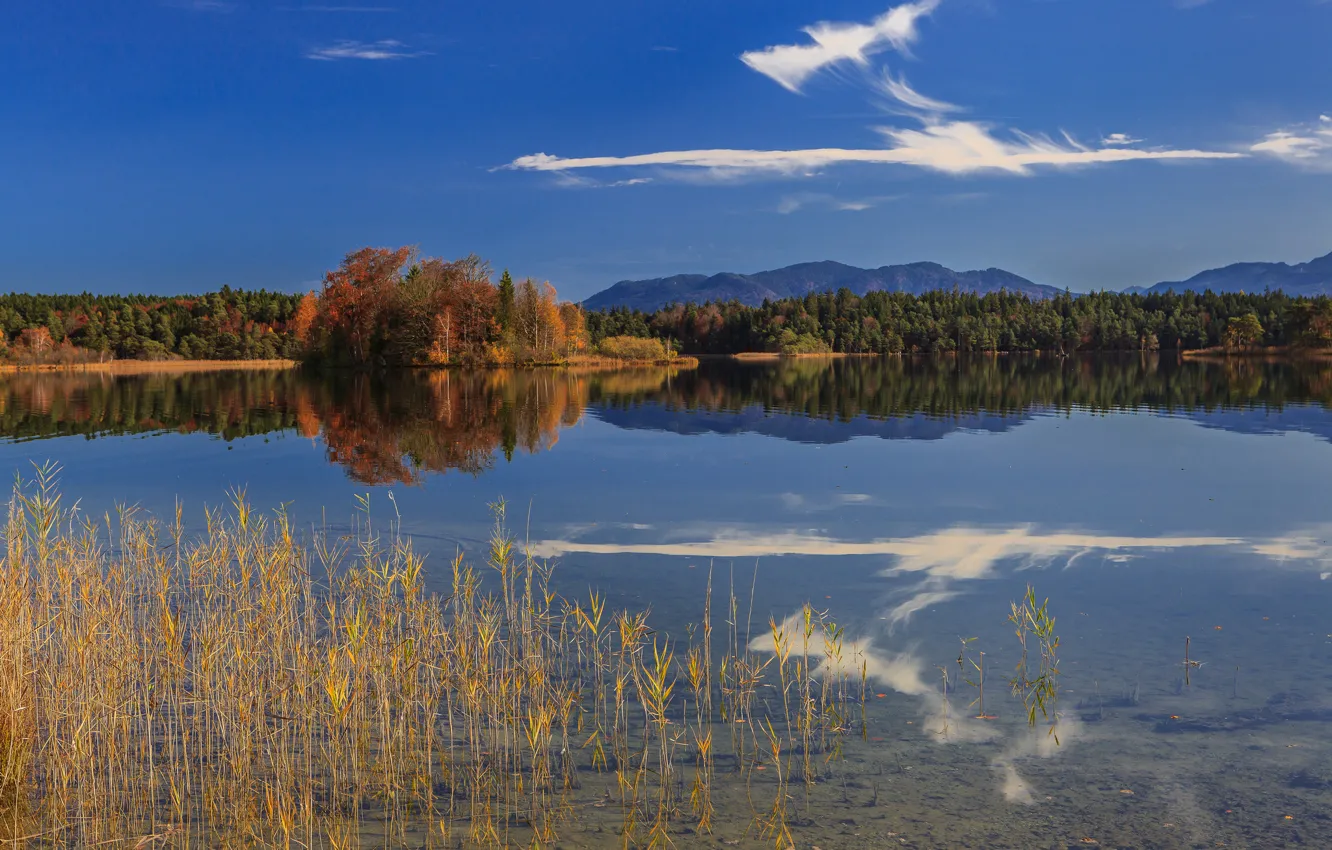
[0,466,872,848]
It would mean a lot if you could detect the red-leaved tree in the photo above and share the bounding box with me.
[317,246,415,363]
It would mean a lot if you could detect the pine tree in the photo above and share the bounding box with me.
[497,269,515,334]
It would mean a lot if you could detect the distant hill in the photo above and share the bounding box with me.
[581,250,1332,311]
[582,260,1062,312]
[1143,250,1332,295]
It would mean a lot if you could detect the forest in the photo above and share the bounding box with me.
[4,246,1332,364]
[587,288,1332,355]
[0,288,304,364]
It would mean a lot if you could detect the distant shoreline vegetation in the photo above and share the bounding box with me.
[3,247,1332,365]
[588,289,1332,356]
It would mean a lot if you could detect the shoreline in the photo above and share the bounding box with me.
[1181,346,1332,361]
[0,359,299,375]
[4,348,1330,375]
[0,356,697,376]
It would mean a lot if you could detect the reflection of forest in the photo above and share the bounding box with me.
[641,355,1332,419]
[0,370,303,442]
[0,367,688,484]
[301,371,577,484]
[1,356,1330,482]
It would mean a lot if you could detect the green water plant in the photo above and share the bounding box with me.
[1008,584,1062,743]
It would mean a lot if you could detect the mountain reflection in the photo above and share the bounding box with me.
[597,355,1332,442]
[1,355,1331,482]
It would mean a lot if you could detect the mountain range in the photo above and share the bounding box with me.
[582,250,1332,312]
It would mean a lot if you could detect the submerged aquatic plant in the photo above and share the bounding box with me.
[958,637,995,720]
[1008,584,1062,743]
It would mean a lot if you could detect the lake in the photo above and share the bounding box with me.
[4,354,1332,847]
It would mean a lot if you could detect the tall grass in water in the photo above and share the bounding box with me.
[0,467,881,848]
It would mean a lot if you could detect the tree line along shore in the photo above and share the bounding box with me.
[2,246,1331,368]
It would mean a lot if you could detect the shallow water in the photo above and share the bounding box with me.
[4,354,1332,847]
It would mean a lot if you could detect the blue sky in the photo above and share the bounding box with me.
[2,0,1329,299]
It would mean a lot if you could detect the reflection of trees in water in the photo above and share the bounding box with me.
[2,358,1332,482]
[0,370,303,442]
[304,370,594,485]
[0,367,690,484]
[642,355,1332,421]
[300,367,691,483]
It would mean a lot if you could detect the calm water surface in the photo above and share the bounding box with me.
[4,355,1332,848]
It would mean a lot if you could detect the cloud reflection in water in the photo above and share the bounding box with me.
[538,522,1330,805]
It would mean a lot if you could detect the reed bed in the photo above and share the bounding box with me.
[0,466,872,848]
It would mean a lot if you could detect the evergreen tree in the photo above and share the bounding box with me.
[497,269,515,334]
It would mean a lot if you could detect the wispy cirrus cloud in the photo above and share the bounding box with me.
[511,132,1239,178]
[740,0,940,93]
[776,192,899,214]
[509,0,1245,183]
[551,173,653,189]
[306,39,426,60]
[1250,115,1332,169]
[876,70,961,115]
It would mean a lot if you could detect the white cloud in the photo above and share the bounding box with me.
[1101,133,1143,146]
[877,70,961,115]
[306,39,426,60]
[509,2,1282,186]
[511,124,1241,178]
[512,3,1243,181]
[740,0,941,93]
[1252,131,1325,159]
[1250,119,1332,169]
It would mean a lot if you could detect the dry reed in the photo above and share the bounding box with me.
[0,466,871,848]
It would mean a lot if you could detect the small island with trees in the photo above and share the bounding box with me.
[291,247,680,367]
[1,245,1331,369]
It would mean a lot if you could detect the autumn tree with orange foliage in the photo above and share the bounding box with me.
[512,278,567,360]
[304,246,590,366]
[311,246,416,364]
[559,302,589,356]
[290,292,319,348]
[402,255,498,364]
